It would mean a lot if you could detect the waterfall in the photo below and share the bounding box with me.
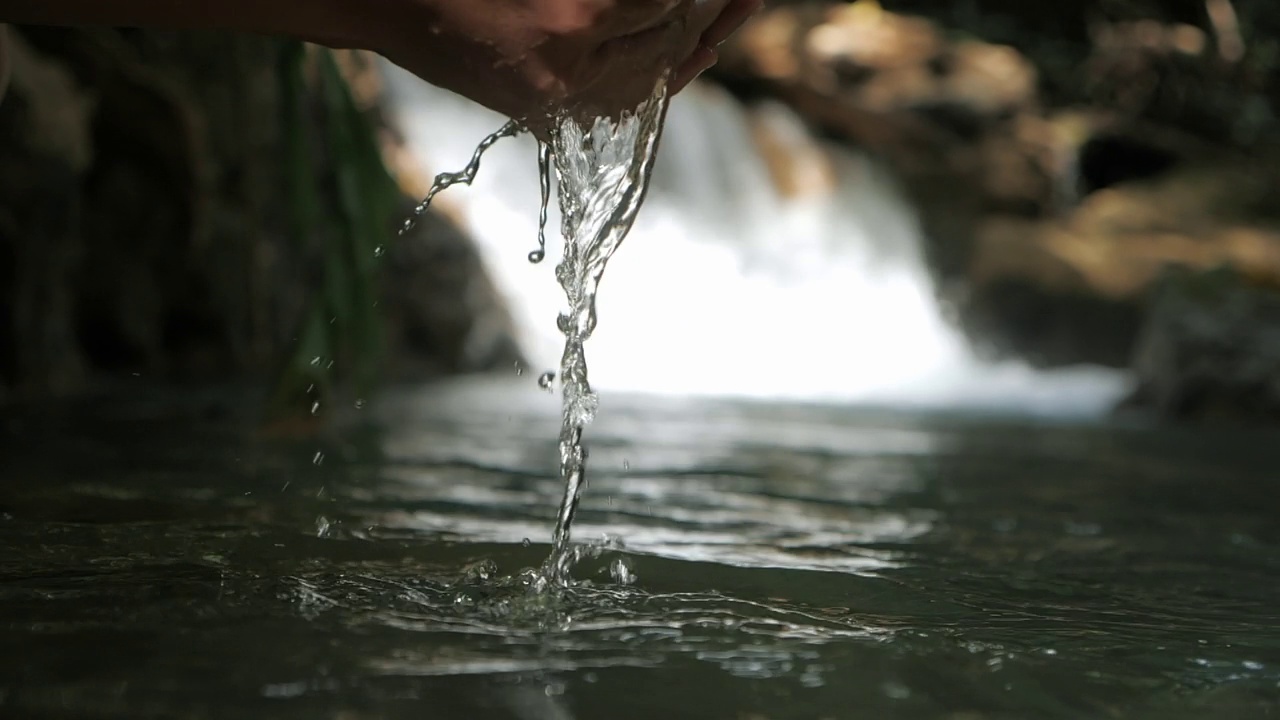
[380,65,1131,417]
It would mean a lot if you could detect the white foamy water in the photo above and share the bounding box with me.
[381,65,1131,417]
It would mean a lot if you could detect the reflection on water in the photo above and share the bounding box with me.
[1,379,1279,719]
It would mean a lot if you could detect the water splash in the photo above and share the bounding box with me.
[530,142,553,264]
[537,371,556,392]
[398,120,524,236]
[397,83,671,588]
[541,82,670,583]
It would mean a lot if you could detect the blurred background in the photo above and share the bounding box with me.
[3,0,1279,424]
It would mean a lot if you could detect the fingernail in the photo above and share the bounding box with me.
[670,46,718,94]
[695,45,718,71]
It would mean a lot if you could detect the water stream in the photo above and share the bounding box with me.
[396,82,672,584]
[541,84,670,582]
[4,384,1279,719]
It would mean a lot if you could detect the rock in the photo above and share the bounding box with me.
[962,155,1280,366]
[1121,267,1280,423]
[0,27,520,401]
[381,204,522,380]
[0,25,9,105]
[0,32,97,394]
[711,1,1280,370]
[716,2,1039,163]
[714,2,1050,300]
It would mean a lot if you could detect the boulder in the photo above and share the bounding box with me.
[711,1,1280,372]
[0,27,520,403]
[963,152,1280,366]
[1121,267,1280,423]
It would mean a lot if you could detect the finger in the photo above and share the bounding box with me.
[593,11,685,70]
[700,0,762,48]
[600,0,689,38]
[668,44,718,94]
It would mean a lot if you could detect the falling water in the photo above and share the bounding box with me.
[530,142,553,264]
[383,71,1130,416]
[396,80,671,586]
[398,121,523,237]
[541,83,670,582]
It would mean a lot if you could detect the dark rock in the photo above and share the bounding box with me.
[712,2,1280,370]
[0,27,520,401]
[0,31,93,395]
[1076,133,1180,196]
[1121,267,1280,423]
[381,205,522,380]
[961,162,1280,367]
[959,279,1143,368]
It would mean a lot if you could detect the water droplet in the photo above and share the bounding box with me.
[609,557,636,585]
[538,371,556,391]
[312,451,324,466]
[513,362,524,377]
[556,313,572,333]
[310,401,321,416]
[373,245,384,258]
[521,538,531,548]
[461,559,497,583]
[532,142,552,265]
[544,681,565,697]
[315,516,331,538]
[397,121,522,236]
[622,459,630,471]
[353,399,366,410]
[309,356,321,367]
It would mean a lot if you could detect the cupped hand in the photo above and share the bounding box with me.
[370,0,762,129]
[669,0,761,94]
[0,0,763,120]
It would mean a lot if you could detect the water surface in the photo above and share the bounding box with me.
[1,379,1278,719]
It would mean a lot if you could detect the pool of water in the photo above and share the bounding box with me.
[1,378,1278,719]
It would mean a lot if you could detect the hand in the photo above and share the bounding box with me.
[0,0,763,122]
[669,0,761,94]
[369,0,763,127]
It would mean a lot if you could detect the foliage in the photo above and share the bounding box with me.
[270,42,403,421]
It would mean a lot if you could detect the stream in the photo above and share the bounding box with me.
[2,380,1277,719]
